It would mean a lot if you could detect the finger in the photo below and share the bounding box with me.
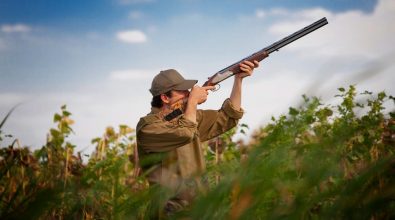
[239,63,252,70]
[253,60,259,67]
[240,67,252,73]
[242,60,255,68]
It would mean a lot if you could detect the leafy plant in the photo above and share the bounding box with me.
[186,86,395,220]
[1,86,394,219]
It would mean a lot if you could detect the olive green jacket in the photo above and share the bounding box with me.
[136,98,243,201]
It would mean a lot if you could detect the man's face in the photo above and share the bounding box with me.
[169,90,190,106]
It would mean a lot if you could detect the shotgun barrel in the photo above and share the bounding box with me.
[203,17,328,86]
[265,17,328,54]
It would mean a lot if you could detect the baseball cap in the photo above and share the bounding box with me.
[149,69,197,96]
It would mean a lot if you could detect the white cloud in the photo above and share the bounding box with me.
[266,0,395,59]
[270,8,290,16]
[260,7,331,20]
[1,24,31,33]
[268,20,316,36]
[255,9,266,19]
[116,30,147,43]
[109,69,156,80]
[295,8,333,20]
[254,8,291,19]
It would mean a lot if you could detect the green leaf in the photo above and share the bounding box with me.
[62,110,71,117]
[50,128,60,137]
[53,113,62,122]
[338,87,345,92]
[378,91,386,100]
[289,107,299,116]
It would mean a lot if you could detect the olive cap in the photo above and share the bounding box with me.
[149,69,197,96]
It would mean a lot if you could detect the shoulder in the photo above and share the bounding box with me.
[136,114,162,133]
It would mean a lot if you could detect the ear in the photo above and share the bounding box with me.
[160,94,170,104]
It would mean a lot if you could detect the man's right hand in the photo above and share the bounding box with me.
[189,85,215,104]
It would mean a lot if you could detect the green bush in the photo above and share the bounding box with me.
[0,86,394,219]
[187,85,395,220]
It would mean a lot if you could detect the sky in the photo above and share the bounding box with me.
[1,0,394,155]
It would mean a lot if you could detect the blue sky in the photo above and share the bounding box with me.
[0,0,380,91]
[0,0,378,24]
[1,0,394,154]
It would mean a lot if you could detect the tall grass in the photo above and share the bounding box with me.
[185,85,395,219]
[0,86,394,219]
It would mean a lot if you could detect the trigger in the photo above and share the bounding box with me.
[212,84,221,92]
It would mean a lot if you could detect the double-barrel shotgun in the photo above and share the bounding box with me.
[203,17,328,86]
[165,17,329,121]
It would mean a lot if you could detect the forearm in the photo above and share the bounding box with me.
[184,98,198,123]
[229,77,243,111]
[229,59,258,110]
[138,118,197,153]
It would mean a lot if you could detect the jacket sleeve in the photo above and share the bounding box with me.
[137,115,198,153]
[197,98,244,142]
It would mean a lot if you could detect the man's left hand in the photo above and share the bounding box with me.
[236,60,259,79]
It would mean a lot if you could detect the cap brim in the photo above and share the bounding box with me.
[172,79,198,91]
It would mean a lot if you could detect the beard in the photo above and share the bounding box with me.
[159,97,188,121]
[170,97,188,112]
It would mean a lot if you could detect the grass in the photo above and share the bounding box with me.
[0,86,394,219]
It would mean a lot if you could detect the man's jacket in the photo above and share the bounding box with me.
[136,98,244,202]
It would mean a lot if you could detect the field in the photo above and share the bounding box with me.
[1,85,394,219]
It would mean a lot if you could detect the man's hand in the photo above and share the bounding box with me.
[189,85,215,104]
[236,60,259,79]
[184,85,215,123]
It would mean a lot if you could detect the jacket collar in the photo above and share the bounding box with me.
[150,107,161,114]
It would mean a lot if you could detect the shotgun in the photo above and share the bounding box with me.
[203,17,328,87]
[165,17,328,121]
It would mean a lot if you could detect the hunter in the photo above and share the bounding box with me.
[136,60,260,215]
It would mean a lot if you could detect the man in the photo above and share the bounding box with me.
[136,60,260,215]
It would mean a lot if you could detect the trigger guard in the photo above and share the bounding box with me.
[213,84,221,92]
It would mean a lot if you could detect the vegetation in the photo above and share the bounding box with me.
[1,85,394,219]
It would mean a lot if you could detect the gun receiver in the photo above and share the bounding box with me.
[203,17,328,86]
